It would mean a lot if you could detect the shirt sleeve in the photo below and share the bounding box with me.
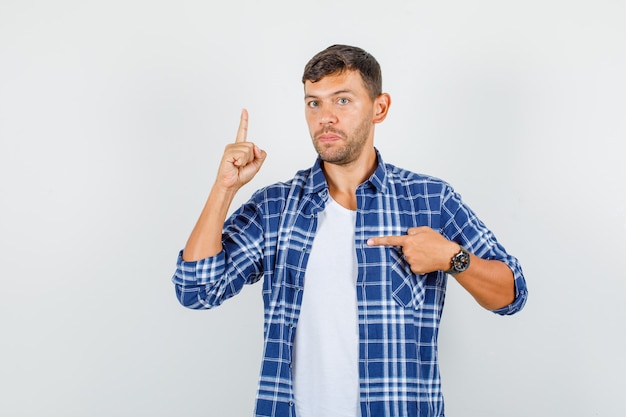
[441,185,528,316]
[171,196,265,310]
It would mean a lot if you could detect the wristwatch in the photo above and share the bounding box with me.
[445,246,470,274]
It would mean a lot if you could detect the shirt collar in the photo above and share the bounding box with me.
[304,148,388,195]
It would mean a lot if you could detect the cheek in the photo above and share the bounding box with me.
[304,111,317,127]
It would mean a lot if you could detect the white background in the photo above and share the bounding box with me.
[1,1,625,416]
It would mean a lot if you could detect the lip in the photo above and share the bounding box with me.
[315,129,344,142]
[317,133,341,142]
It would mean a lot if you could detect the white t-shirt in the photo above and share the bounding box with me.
[293,197,360,417]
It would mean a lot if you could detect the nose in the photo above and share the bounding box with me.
[319,105,337,125]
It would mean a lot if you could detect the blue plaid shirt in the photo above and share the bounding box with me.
[173,150,528,417]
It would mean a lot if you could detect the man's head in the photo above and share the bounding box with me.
[302,44,382,100]
[302,45,390,167]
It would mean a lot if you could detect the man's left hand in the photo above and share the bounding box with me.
[367,227,460,275]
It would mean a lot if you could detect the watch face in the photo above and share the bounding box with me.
[446,248,470,274]
[453,250,470,272]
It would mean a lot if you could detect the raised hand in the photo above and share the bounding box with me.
[217,109,267,192]
[182,109,267,261]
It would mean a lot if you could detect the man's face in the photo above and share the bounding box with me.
[304,70,377,166]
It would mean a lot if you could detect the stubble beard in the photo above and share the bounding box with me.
[312,118,372,166]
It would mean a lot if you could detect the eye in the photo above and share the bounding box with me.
[337,98,350,105]
[307,100,319,108]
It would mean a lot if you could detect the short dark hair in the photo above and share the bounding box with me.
[302,44,382,99]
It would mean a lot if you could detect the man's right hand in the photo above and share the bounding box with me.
[182,109,267,262]
[217,109,267,192]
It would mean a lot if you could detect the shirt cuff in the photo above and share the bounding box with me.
[172,249,227,286]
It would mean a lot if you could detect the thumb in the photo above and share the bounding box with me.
[255,145,267,161]
[250,145,268,171]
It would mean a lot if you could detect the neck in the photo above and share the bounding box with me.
[322,147,377,210]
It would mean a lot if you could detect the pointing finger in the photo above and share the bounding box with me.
[367,235,408,247]
[235,108,248,143]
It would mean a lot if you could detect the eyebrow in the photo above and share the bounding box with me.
[304,89,355,100]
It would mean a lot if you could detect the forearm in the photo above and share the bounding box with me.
[182,184,238,262]
[452,255,515,311]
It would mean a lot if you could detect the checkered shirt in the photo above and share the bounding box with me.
[172,150,528,417]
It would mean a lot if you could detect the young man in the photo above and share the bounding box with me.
[173,44,527,417]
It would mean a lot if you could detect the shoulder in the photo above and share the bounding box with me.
[249,167,313,202]
[383,162,453,195]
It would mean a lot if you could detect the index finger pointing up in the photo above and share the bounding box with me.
[235,108,249,143]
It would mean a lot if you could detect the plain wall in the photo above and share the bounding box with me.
[1,0,625,415]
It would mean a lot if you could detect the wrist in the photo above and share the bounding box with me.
[211,181,239,199]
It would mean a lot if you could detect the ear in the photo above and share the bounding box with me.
[372,93,391,124]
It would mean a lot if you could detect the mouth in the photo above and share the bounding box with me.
[315,129,344,143]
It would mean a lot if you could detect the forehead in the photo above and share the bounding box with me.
[304,70,368,97]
